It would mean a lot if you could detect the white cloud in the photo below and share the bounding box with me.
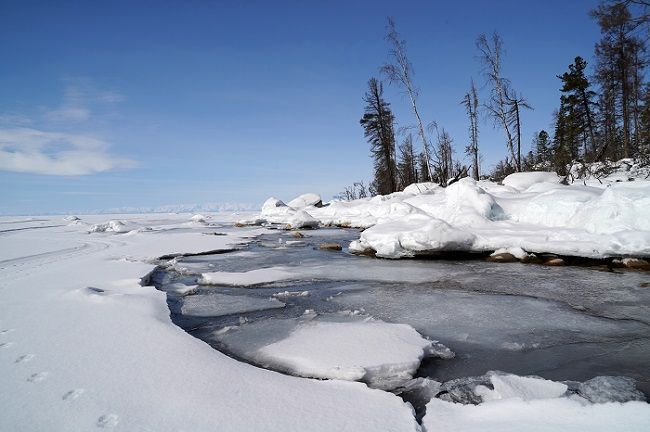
[0,128,137,175]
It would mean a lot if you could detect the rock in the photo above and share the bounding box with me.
[578,376,646,403]
[437,375,492,405]
[521,254,544,264]
[622,258,650,270]
[319,243,342,251]
[486,252,518,263]
[544,257,565,266]
[292,231,305,238]
[640,281,650,288]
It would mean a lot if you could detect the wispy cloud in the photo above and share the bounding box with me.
[43,77,125,124]
[0,128,137,175]
[0,78,136,176]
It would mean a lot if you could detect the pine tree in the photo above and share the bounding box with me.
[533,130,551,166]
[396,134,417,189]
[557,56,598,160]
[360,78,398,195]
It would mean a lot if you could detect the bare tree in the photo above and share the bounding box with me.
[381,17,433,181]
[476,32,519,170]
[505,89,533,171]
[462,79,480,179]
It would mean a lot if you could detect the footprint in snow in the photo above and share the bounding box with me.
[27,372,49,382]
[0,341,15,349]
[97,414,119,428]
[62,388,84,401]
[15,354,35,363]
[0,329,15,335]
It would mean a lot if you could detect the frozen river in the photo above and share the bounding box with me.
[151,226,650,398]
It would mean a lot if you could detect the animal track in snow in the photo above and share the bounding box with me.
[62,388,84,401]
[27,371,49,382]
[0,328,15,335]
[97,414,119,428]
[15,354,34,363]
[0,341,15,348]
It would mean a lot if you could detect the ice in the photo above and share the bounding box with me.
[199,267,296,286]
[272,290,310,299]
[578,376,646,403]
[285,209,319,229]
[213,315,452,390]
[189,214,208,223]
[477,372,568,401]
[179,293,285,317]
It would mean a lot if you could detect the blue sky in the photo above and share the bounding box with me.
[0,0,602,214]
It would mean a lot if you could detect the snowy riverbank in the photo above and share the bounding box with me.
[240,164,650,262]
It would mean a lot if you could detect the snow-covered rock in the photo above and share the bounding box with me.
[287,193,322,208]
[502,171,561,191]
[88,219,130,233]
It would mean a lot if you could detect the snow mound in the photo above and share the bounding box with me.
[255,319,449,390]
[403,182,439,195]
[285,210,319,229]
[190,214,208,223]
[88,220,130,233]
[502,171,561,191]
[180,293,285,317]
[63,215,80,221]
[287,193,322,208]
[350,214,475,258]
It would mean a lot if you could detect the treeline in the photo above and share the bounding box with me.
[346,0,650,197]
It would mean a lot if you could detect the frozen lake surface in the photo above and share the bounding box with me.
[151,226,650,397]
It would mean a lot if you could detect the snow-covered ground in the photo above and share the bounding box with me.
[2,203,650,430]
[241,164,650,260]
[0,214,420,432]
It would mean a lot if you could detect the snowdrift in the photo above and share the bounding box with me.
[240,167,650,260]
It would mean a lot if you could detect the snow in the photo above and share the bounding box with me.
[287,192,322,208]
[501,171,561,191]
[88,219,130,233]
[199,267,296,286]
[255,319,440,390]
[213,314,452,390]
[243,165,650,259]
[180,293,285,317]
[0,214,420,432]
[423,372,650,432]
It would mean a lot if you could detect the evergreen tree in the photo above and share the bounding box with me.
[533,130,552,166]
[396,134,417,189]
[557,56,598,160]
[592,2,647,159]
[360,78,398,195]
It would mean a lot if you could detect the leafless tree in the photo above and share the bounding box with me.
[381,17,433,181]
[476,32,519,170]
[462,80,480,179]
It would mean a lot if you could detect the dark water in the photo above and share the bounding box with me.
[149,226,650,396]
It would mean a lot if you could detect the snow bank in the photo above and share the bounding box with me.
[244,167,650,259]
[287,193,322,208]
[423,372,650,432]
